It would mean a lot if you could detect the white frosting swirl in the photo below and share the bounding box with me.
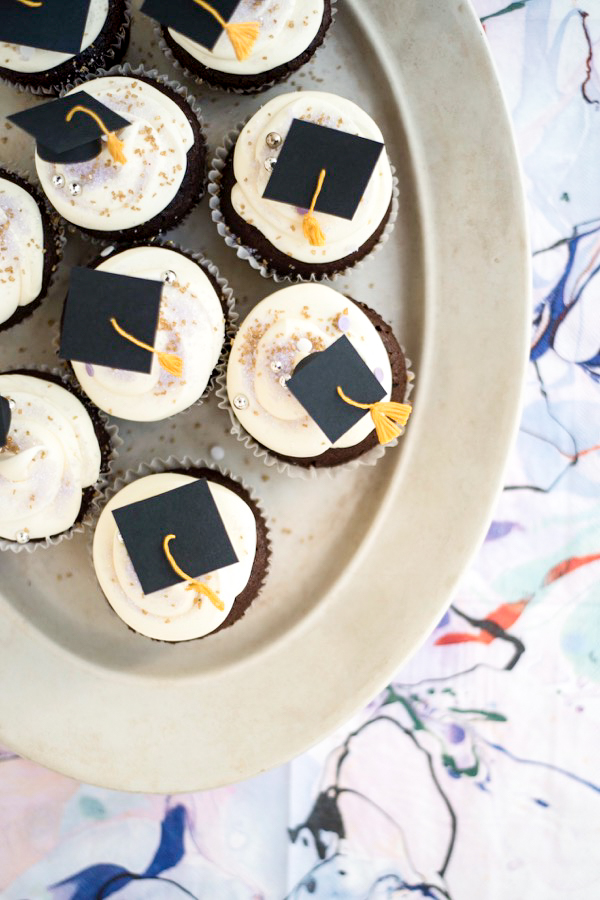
[226,284,393,457]
[93,473,257,641]
[70,247,225,422]
[0,176,44,325]
[0,0,109,74]
[0,374,101,541]
[231,91,393,264]
[168,0,325,76]
[36,76,195,233]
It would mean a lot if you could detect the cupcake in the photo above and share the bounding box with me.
[0,370,116,548]
[93,464,270,641]
[8,68,207,241]
[142,0,334,94]
[222,284,412,470]
[211,90,396,280]
[0,167,62,332]
[0,0,130,96]
[58,243,233,422]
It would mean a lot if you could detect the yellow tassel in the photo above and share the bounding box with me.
[193,1,260,61]
[224,20,261,60]
[163,534,224,611]
[16,0,43,7]
[337,386,412,445]
[303,168,327,247]
[65,105,127,165]
[110,317,183,377]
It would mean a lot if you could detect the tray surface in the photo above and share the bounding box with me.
[0,0,529,791]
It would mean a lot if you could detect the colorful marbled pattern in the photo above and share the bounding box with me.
[2,1,600,897]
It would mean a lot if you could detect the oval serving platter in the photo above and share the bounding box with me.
[0,0,529,792]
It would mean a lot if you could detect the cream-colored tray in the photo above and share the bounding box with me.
[0,0,529,792]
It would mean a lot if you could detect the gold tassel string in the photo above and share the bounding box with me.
[303,168,327,247]
[163,534,224,611]
[110,317,183,377]
[193,0,260,61]
[65,105,127,164]
[337,385,412,445]
[16,1,43,7]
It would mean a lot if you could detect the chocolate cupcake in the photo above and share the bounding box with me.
[0,168,63,332]
[0,0,131,96]
[0,369,118,550]
[221,284,413,472]
[92,462,271,641]
[144,0,334,95]
[210,90,397,281]
[8,66,207,242]
[59,243,235,422]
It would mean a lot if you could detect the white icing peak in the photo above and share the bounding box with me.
[0,177,45,325]
[0,0,109,74]
[168,0,325,76]
[0,374,102,541]
[231,91,393,264]
[93,473,258,641]
[70,246,226,422]
[226,284,393,457]
[36,76,195,233]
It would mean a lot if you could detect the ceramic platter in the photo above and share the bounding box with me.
[0,0,529,792]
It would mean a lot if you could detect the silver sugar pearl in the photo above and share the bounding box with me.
[68,182,81,196]
[270,360,283,373]
[279,374,291,388]
[264,156,278,173]
[7,397,15,410]
[162,270,177,285]
[51,174,65,189]
[116,531,124,544]
[15,530,30,544]
[233,394,249,410]
[266,131,282,149]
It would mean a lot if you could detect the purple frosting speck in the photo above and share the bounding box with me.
[374,367,384,383]
[337,314,351,332]
[85,364,94,377]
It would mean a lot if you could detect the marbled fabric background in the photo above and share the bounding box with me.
[2,1,599,897]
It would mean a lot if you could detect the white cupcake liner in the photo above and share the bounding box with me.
[51,241,238,423]
[153,0,338,96]
[0,365,122,553]
[0,1,132,97]
[215,346,415,481]
[54,62,207,245]
[88,456,272,639]
[208,121,399,284]
[0,165,66,333]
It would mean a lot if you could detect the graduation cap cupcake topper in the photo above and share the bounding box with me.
[262,119,386,247]
[60,267,183,377]
[141,0,260,60]
[7,92,130,165]
[287,336,412,445]
[112,478,239,600]
[0,0,92,55]
[0,396,12,448]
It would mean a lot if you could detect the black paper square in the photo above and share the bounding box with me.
[287,335,386,444]
[112,478,239,595]
[141,0,241,50]
[8,92,130,164]
[0,396,11,446]
[0,0,92,55]
[59,267,164,374]
[262,119,385,221]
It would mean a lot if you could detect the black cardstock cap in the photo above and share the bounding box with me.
[287,335,386,444]
[59,267,164,374]
[0,0,92,55]
[140,0,241,50]
[112,478,239,595]
[7,92,130,164]
[262,119,385,221]
[0,396,11,446]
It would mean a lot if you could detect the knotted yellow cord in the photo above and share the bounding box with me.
[163,534,224,611]
[303,168,327,247]
[109,317,183,377]
[336,385,412,445]
[16,0,42,7]
[192,0,260,60]
[65,105,127,164]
